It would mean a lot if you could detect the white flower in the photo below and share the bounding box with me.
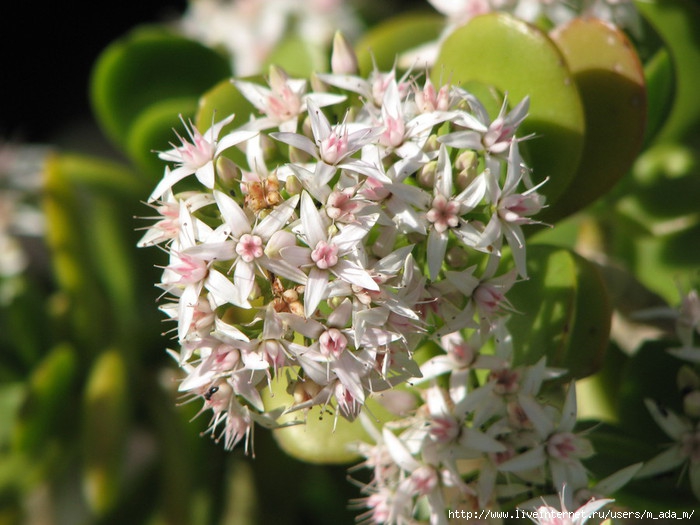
[425,144,486,280]
[233,65,346,132]
[212,190,303,307]
[522,487,614,525]
[280,191,379,317]
[637,399,700,499]
[150,116,257,201]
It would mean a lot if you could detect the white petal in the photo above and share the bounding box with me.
[216,128,259,153]
[332,259,379,291]
[644,398,690,440]
[427,229,447,281]
[382,427,421,473]
[270,131,318,158]
[305,267,329,317]
[518,394,555,439]
[214,190,251,238]
[231,79,270,111]
[301,191,327,247]
[254,194,299,240]
[207,268,248,308]
[195,161,216,189]
[149,166,193,202]
[498,445,546,472]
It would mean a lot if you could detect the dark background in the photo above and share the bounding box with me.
[2,0,432,147]
[2,1,188,145]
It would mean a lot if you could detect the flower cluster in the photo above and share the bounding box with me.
[637,288,700,499]
[136,40,624,520]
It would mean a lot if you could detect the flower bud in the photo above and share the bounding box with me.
[455,150,478,191]
[417,160,437,188]
[216,156,240,189]
[285,174,303,195]
[683,390,700,418]
[331,31,358,75]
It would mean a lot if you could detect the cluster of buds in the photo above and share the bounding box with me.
[135,40,626,520]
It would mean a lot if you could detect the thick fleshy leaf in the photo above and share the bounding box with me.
[617,340,687,443]
[11,344,78,455]
[354,11,444,74]
[642,47,675,147]
[635,0,700,143]
[264,33,326,78]
[432,13,585,206]
[126,97,199,179]
[44,154,150,350]
[506,244,610,379]
[543,17,647,221]
[262,380,397,465]
[90,26,231,149]
[82,348,130,516]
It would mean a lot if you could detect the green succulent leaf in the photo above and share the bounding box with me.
[265,33,327,78]
[635,0,700,143]
[506,244,611,379]
[11,344,78,456]
[616,340,685,443]
[90,26,231,150]
[44,154,148,350]
[82,348,130,516]
[643,47,676,147]
[126,96,199,180]
[262,378,400,465]
[542,17,647,221]
[432,13,585,206]
[355,11,444,74]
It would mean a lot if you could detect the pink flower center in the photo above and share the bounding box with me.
[490,368,521,395]
[311,240,339,269]
[380,114,405,148]
[179,132,215,169]
[547,432,578,460]
[426,194,460,233]
[326,188,362,222]
[170,254,208,284]
[429,416,460,444]
[409,465,438,496]
[474,283,504,314]
[319,328,347,359]
[236,233,264,263]
[266,85,302,122]
[500,193,542,223]
[320,130,349,165]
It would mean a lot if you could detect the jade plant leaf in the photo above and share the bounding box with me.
[44,153,154,346]
[542,17,647,222]
[506,244,611,379]
[642,48,675,147]
[635,0,700,144]
[264,33,327,78]
[355,11,444,74]
[432,13,585,206]
[82,348,130,516]
[11,344,78,456]
[90,26,231,150]
[126,97,199,180]
[262,378,400,465]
